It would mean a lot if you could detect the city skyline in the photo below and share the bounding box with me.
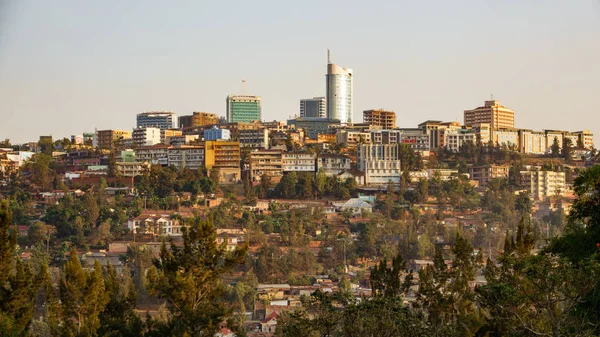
[0,1,599,143]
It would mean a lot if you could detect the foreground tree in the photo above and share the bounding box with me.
[0,201,40,336]
[146,218,246,336]
[479,223,600,337]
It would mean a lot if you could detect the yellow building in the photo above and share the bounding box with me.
[95,130,132,151]
[204,140,241,183]
[363,109,396,129]
[464,100,515,129]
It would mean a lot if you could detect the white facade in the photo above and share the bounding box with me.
[521,169,566,200]
[326,56,353,124]
[132,127,162,147]
[282,152,316,172]
[317,154,352,176]
[167,146,204,170]
[128,214,183,236]
[135,145,170,166]
[357,144,402,185]
[443,129,476,152]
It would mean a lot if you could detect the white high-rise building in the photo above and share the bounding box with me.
[326,50,353,124]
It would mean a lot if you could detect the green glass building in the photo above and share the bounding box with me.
[226,95,262,123]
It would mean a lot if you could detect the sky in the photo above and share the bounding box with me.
[0,0,599,144]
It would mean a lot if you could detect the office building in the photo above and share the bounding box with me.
[204,140,241,183]
[226,95,262,123]
[356,144,402,185]
[204,126,231,141]
[179,112,219,129]
[136,112,176,130]
[132,127,162,147]
[443,128,477,153]
[287,117,340,140]
[300,97,326,118]
[398,129,431,152]
[464,100,515,129]
[326,51,353,123]
[363,110,396,129]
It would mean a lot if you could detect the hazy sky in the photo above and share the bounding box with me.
[1,0,599,144]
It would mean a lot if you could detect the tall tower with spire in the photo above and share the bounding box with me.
[325,50,353,124]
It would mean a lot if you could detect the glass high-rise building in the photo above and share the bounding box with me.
[300,97,326,118]
[226,95,262,123]
[326,53,353,124]
[136,112,176,130]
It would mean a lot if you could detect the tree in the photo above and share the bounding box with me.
[0,201,39,335]
[370,249,413,299]
[562,138,573,162]
[281,172,298,199]
[551,137,560,157]
[28,221,56,254]
[146,218,247,336]
[417,235,483,335]
[59,247,109,336]
[514,191,532,216]
[479,226,600,337]
[97,263,143,337]
[315,168,327,197]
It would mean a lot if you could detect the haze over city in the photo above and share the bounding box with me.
[1,0,599,143]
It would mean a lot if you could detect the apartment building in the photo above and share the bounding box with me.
[167,145,205,170]
[317,153,352,176]
[336,130,372,147]
[239,128,269,149]
[95,130,132,151]
[135,144,170,166]
[132,127,162,147]
[115,161,149,177]
[204,140,241,183]
[464,100,515,129]
[161,129,182,144]
[248,150,283,182]
[282,152,316,172]
[127,213,184,236]
[165,135,200,146]
[356,144,402,185]
[521,169,566,200]
[363,109,396,129]
[469,165,510,186]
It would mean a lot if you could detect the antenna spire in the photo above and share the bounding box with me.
[240,79,247,95]
[327,49,331,64]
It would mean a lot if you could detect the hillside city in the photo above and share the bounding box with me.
[1,56,600,337]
